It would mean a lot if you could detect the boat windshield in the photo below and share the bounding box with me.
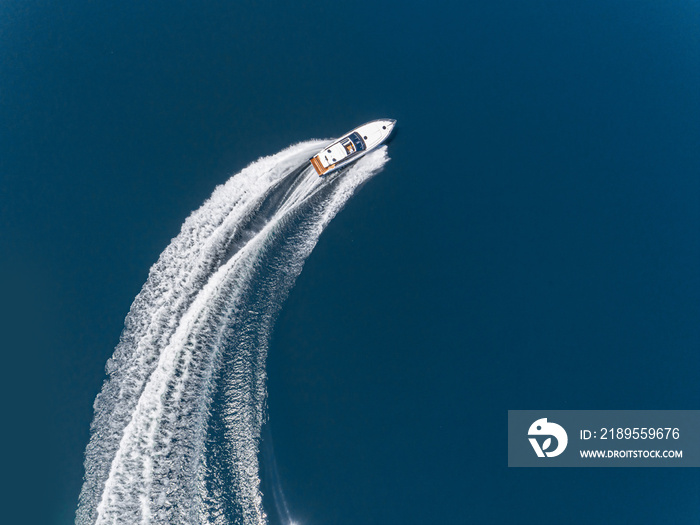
[349,132,366,152]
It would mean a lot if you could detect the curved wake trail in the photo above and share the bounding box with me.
[76,141,390,525]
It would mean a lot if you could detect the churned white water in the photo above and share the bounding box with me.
[76,141,389,525]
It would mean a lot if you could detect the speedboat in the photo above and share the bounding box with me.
[310,119,396,176]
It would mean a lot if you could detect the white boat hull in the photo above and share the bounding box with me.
[310,119,396,176]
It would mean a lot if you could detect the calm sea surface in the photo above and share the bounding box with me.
[1,1,699,523]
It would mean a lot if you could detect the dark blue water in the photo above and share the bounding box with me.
[2,1,699,524]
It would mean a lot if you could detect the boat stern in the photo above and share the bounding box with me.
[310,154,333,176]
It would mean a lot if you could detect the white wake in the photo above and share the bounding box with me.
[76,140,390,525]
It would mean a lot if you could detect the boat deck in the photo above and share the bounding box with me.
[310,155,333,176]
